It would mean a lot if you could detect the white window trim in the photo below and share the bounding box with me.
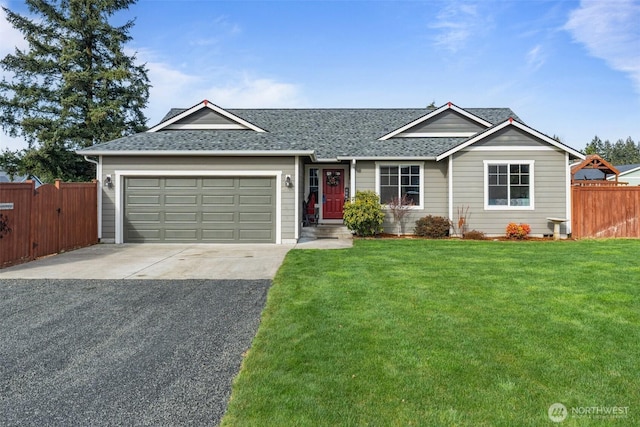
[483,160,535,211]
[375,162,424,209]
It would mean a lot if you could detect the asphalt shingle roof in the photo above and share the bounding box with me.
[80,107,522,159]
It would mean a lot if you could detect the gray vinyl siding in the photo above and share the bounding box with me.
[406,110,486,134]
[354,160,448,234]
[100,156,296,242]
[452,149,569,236]
[473,127,547,147]
[174,108,243,126]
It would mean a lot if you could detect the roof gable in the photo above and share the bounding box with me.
[379,102,493,140]
[435,118,585,161]
[147,100,266,133]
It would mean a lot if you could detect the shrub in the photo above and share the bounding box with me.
[343,191,385,237]
[463,230,486,240]
[506,222,531,239]
[387,194,414,236]
[414,215,451,238]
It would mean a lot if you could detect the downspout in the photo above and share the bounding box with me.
[83,155,102,240]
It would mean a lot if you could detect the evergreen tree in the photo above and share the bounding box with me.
[584,135,604,155]
[0,0,150,182]
[583,135,640,165]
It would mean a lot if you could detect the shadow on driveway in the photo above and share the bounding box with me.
[0,278,270,426]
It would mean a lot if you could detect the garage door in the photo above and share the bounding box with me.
[123,176,276,243]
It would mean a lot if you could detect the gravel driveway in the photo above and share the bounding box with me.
[0,278,270,426]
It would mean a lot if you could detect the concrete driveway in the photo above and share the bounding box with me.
[0,243,295,280]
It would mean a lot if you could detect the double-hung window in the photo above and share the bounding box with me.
[377,163,423,207]
[484,160,534,209]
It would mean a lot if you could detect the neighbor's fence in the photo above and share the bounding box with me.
[0,180,98,268]
[572,185,640,238]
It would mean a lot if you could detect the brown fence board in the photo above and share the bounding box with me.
[572,186,640,238]
[0,183,32,267]
[0,180,98,268]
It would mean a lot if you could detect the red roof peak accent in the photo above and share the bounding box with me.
[509,117,513,123]
[203,99,209,106]
[447,102,452,107]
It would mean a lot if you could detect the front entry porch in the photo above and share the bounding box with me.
[303,164,351,225]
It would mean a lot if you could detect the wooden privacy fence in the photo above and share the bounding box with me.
[0,180,98,268]
[572,185,640,238]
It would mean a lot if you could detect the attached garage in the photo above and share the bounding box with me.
[123,176,276,243]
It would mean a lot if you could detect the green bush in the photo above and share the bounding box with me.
[414,215,451,238]
[343,191,385,237]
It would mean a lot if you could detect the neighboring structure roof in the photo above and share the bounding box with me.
[573,162,640,180]
[77,101,583,161]
[0,169,43,187]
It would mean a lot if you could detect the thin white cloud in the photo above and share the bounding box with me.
[206,74,304,108]
[526,44,545,72]
[0,3,28,57]
[565,0,640,93]
[138,49,305,125]
[429,2,490,53]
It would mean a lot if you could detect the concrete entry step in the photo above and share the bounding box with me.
[301,224,353,240]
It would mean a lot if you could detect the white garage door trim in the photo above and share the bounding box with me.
[115,170,283,244]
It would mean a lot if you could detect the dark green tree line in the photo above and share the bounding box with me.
[0,0,150,182]
[584,136,640,165]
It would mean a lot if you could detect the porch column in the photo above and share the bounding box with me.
[350,159,356,202]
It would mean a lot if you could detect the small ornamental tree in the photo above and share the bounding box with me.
[387,194,414,236]
[343,191,385,237]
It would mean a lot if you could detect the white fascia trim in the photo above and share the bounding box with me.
[379,103,492,141]
[613,165,640,179]
[147,100,266,133]
[337,156,437,161]
[375,161,425,210]
[437,120,586,161]
[114,170,283,245]
[464,146,556,152]
[163,123,247,130]
[396,132,477,138]
[483,160,535,211]
[77,150,316,160]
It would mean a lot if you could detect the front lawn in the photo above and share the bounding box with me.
[222,240,639,426]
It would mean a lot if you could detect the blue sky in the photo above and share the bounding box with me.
[1,0,639,152]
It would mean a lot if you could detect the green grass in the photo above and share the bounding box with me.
[221,240,639,426]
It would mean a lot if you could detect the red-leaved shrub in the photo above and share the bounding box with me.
[505,223,531,239]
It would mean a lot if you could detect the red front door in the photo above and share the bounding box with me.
[322,169,345,219]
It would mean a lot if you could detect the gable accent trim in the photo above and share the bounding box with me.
[147,100,267,133]
[435,119,585,161]
[396,132,477,138]
[378,102,492,140]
